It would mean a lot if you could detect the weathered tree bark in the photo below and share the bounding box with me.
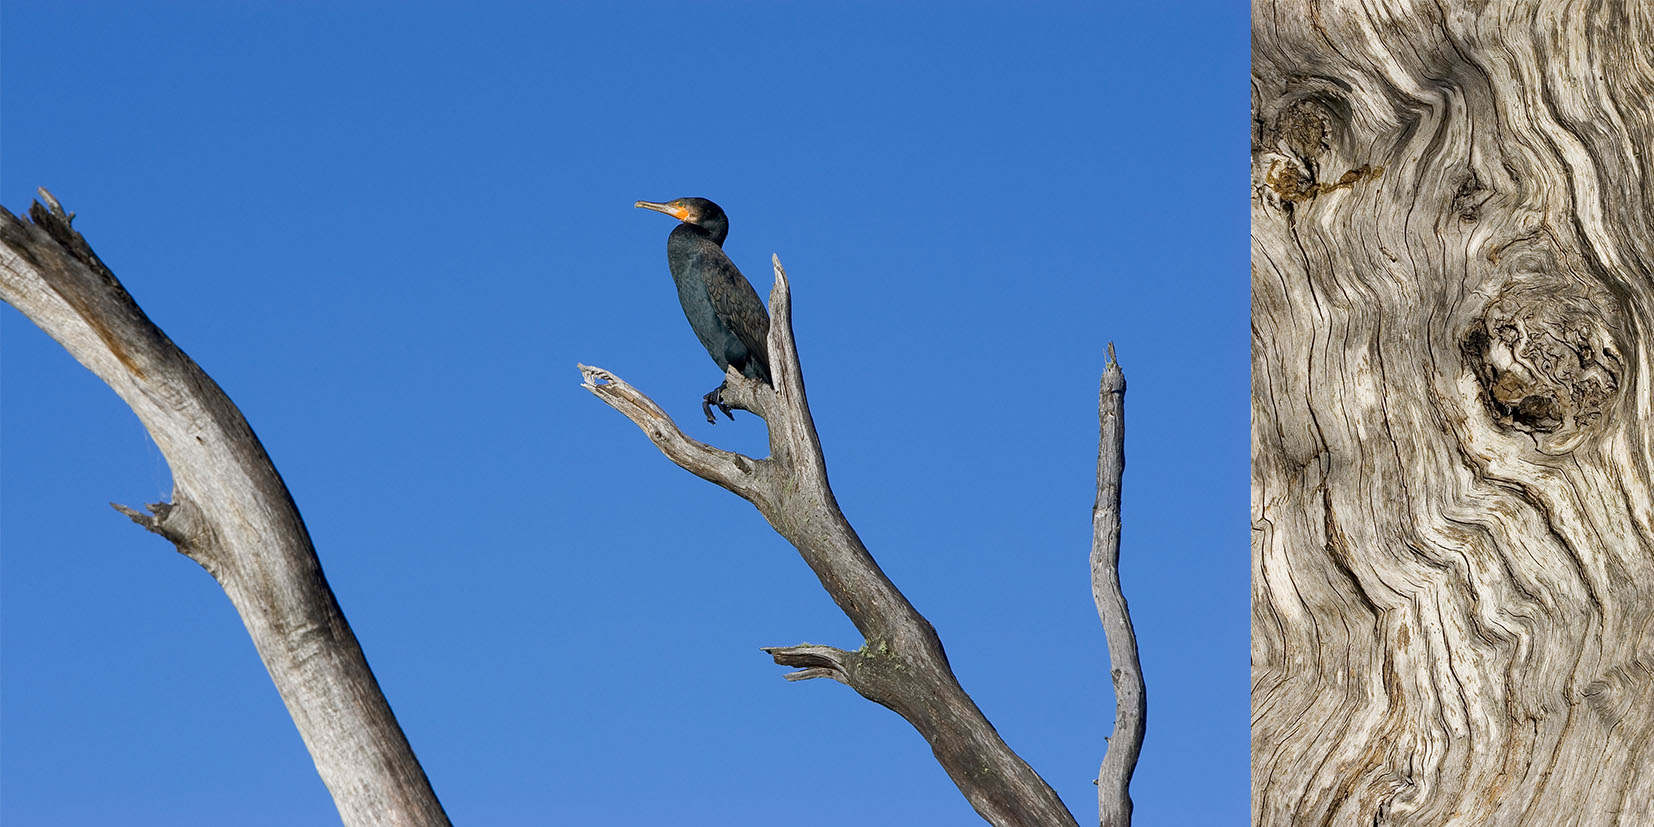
[0,191,449,827]
[1253,3,1654,825]
[581,255,1082,827]
[1092,345,1143,827]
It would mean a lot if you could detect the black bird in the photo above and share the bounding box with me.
[634,197,772,423]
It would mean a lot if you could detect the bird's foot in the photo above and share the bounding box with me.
[702,384,735,424]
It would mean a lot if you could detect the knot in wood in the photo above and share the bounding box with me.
[1460,279,1624,446]
[1273,99,1333,163]
[1581,654,1654,729]
[1449,167,1490,223]
[1256,93,1377,208]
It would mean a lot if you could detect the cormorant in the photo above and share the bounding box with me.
[634,197,772,423]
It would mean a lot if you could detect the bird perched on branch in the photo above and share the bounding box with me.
[634,197,772,423]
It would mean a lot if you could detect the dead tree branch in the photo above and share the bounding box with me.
[581,254,1079,827]
[0,190,449,827]
[1092,344,1143,827]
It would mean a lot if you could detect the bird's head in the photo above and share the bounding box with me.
[635,197,729,244]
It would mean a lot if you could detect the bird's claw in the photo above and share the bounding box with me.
[702,386,735,424]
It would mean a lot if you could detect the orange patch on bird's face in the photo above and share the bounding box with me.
[671,204,691,221]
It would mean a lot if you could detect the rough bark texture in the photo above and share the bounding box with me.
[581,255,1080,827]
[0,192,449,827]
[1091,346,1143,827]
[1252,3,1654,825]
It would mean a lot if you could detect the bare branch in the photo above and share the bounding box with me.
[761,644,854,684]
[578,363,769,501]
[583,255,1079,827]
[1092,343,1143,827]
[109,499,202,548]
[0,191,449,827]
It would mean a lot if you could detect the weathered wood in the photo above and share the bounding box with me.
[1252,3,1654,825]
[582,255,1080,827]
[0,191,449,827]
[1092,345,1142,827]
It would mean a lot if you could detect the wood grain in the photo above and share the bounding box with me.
[1252,2,1654,824]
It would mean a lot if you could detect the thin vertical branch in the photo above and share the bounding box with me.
[1093,343,1143,827]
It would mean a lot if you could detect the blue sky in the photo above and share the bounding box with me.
[2,3,1247,824]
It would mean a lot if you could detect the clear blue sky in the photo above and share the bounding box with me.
[2,3,1247,824]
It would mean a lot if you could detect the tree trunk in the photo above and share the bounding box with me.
[1251,2,1654,825]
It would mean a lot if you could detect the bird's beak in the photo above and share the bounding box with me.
[635,200,690,221]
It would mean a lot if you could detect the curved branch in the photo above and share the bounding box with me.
[1092,344,1143,827]
[577,364,769,502]
[0,191,449,827]
[583,255,1079,827]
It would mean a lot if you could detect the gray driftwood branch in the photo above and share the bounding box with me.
[0,191,449,827]
[581,254,1080,827]
[1092,345,1142,827]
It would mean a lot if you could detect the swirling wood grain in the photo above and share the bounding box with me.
[1252,2,1654,824]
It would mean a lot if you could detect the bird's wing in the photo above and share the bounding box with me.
[703,251,773,382]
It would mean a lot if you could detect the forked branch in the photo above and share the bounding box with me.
[582,255,1079,827]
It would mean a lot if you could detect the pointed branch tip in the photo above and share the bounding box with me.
[111,501,151,525]
[111,500,189,545]
[578,363,617,387]
[761,644,854,684]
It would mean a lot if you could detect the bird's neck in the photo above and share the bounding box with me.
[677,218,728,247]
